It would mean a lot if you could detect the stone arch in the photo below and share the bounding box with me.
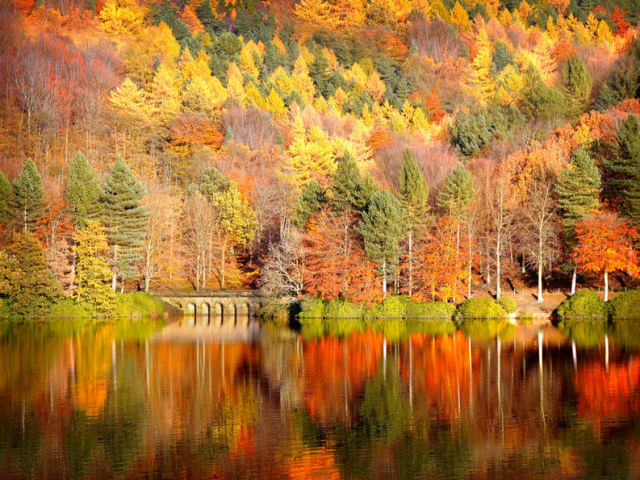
[213,302,224,325]
[227,304,237,324]
[201,303,210,325]
[187,303,197,326]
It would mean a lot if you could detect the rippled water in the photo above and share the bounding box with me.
[1,316,640,479]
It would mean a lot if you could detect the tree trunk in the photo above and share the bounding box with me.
[604,270,609,302]
[571,266,577,295]
[382,258,387,297]
[221,238,226,289]
[537,234,543,303]
[111,245,118,292]
[408,231,413,297]
[496,241,501,300]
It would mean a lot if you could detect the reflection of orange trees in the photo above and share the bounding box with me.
[302,331,384,424]
[285,446,341,480]
[400,334,479,422]
[73,325,115,418]
[574,359,640,429]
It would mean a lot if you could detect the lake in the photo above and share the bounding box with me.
[1,316,639,479]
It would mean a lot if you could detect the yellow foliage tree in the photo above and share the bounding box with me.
[226,62,245,105]
[150,64,181,124]
[469,28,494,101]
[265,89,287,118]
[365,71,386,103]
[99,0,145,38]
[450,1,472,31]
[285,116,337,188]
[295,0,336,27]
[181,76,227,117]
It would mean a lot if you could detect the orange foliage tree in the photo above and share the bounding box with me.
[302,210,381,304]
[572,212,640,301]
[414,216,474,302]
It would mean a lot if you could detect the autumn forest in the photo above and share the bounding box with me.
[1,0,640,317]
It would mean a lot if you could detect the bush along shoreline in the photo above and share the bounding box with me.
[0,292,166,321]
[556,289,640,321]
[297,295,513,322]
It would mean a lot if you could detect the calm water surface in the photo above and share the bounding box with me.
[1,316,640,479]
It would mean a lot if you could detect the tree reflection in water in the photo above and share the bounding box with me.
[0,318,640,478]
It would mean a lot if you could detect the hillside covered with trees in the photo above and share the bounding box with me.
[1,0,640,315]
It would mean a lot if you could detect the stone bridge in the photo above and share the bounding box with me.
[154,290,271,323]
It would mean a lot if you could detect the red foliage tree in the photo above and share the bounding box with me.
[572,213,640,301]
[302,210,381,304]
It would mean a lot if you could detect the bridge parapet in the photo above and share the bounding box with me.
[152,290,271,320]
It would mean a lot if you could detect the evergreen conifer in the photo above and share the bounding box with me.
[0,170,15,224]
[437,163,477,216]
[604,114,640,224]
[12,159,44,233]
[101,156,149,291]
[562,55,593,115]
[397,149,429,296]
[293,180,326,227]
[555,147,602,294]
[66,152,103,230]
[358,189,407,295]
[330,152,378,212]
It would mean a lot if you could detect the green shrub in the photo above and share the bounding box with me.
[116,318,166,343]
[455,297,507,320]
[497,296,517,314]
[558,320,607,348]
[299,296,325,319]
[324,298,365,319]
[47,298,90,319]
[609,290,640,320]
[404,300,456,319]
[519,312,534,324]
[116,292,166,319]
[364,295,406,319]
[557,290,607,320]
[458,319,514,341]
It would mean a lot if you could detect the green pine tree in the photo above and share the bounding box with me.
[2,231,62,317]
[293,180,326,228]
[74,221,116,316]
[437,163,477,217]
[604,114,640,225]
[66,152,103,230]
[397,149,429,297]
[101,156,149,292]
[358,189,407,295]
[562,54,593,115]
[12,159,44,233]
[0,170,15,224]
[330,152,378,213]
[555,147,602,294]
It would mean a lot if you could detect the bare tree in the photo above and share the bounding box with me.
[259,220,305,309]
[521,172,561,303]
[181,192,216,290]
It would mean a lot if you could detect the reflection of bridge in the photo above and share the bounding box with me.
[153,318,262,343]
[154,290,271,319]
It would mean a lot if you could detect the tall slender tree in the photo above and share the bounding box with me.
[12,159,44,233]
[0,171,15,224]
[358,189,407,296]
[66,152,103,230]
[74,221,116,316]
[101,156,149,292]
[397,149,429,297]
[555,147,602,294]
[437,163,478,298]
[604,114,640,225]
[330,152,378,213]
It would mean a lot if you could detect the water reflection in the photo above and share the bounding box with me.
[1,318,640,478]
